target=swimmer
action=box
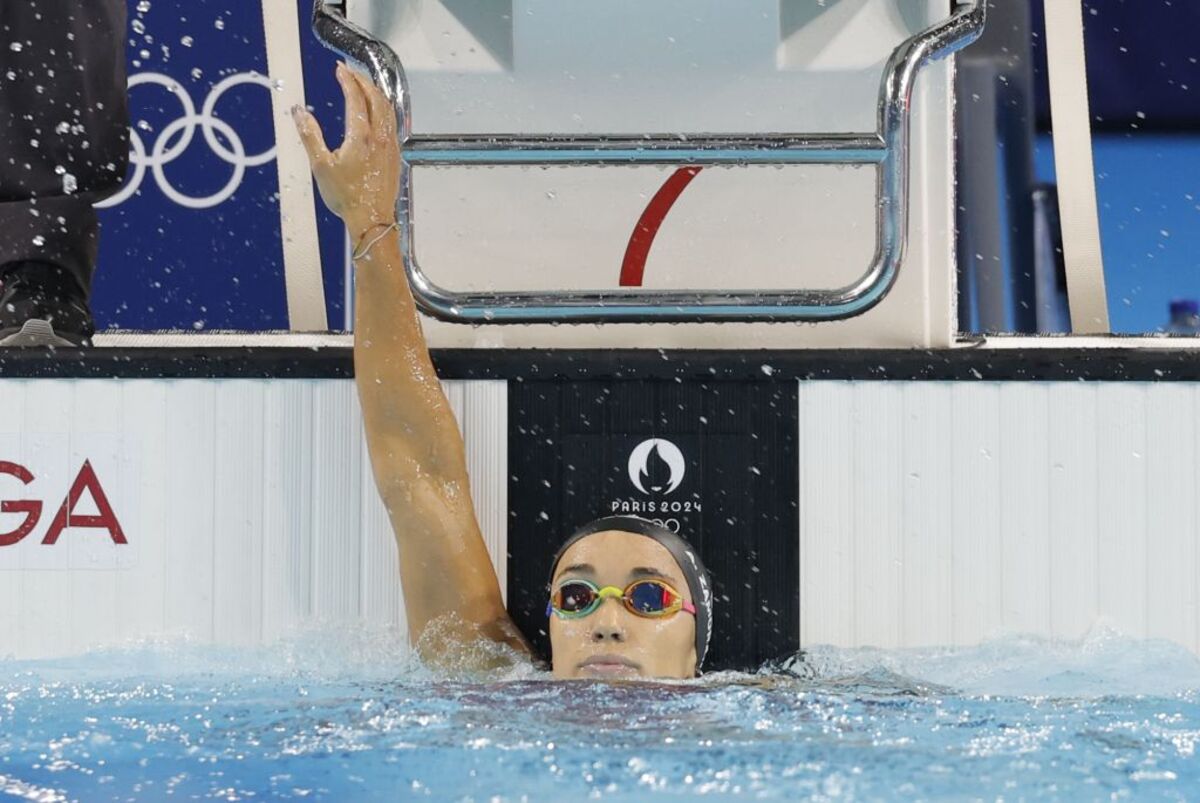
[292,64,712,680]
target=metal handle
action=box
[314,1,985,324]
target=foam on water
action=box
[791,623,1200,699]
[2,626,1199,801]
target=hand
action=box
[292,62,400,238]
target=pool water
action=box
[2,627,1198,801]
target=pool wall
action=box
[0,371,504,659]
[3,343,1198,663]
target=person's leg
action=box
[0,0,128,345]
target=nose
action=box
[590,598,627,643]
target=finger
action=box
[338,62,371,141]
[352,70,397,137]
[291,105,330,164]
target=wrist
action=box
[346,212,397,242]
[351,220,401,263]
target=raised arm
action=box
[292,64,530,663]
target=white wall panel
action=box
[849,384,904,648]
[901,384,954,646]
[164,381,216,641]
[1095,385,1147,637]
[948,383,1002,644]
[799,383,856,646]
[1145,386,1197,647]
[1046,383,1099,638]
[310,382,363,620]
[0,379,506,660]
[998,384,1051,635]
[212,382,266,646]
[800,381,1200,655]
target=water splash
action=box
[2,626,1199,800]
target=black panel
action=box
[508,380,799,672]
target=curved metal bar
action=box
[402,134,888,166]
[312,0,985,324]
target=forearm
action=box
[349,221,500,617]
[349,219,460,470]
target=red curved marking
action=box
[620,166,704,287]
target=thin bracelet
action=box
[352,221,400,261]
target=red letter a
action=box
[42,460,128,545]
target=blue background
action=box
[92,1,1199,334]
[1029,0,1200,333]
[1034,135,1200,334]
[94,0,345,331]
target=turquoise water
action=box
[2,628,1199,801]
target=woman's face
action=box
[548,530,698,680]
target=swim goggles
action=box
[546,578,697,619]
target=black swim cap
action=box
[547,515,713,670]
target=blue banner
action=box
[1032,0,1200,131]
[94,0,345,331]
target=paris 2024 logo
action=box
[609,438,701,532]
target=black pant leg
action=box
[0,0,129,301]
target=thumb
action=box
[292,105,331,165]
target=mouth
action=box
[578,655,641,677]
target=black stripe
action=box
[2,345,1199,381]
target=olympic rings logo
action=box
[97,72,277,210]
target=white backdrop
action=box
[347,0,957,349]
